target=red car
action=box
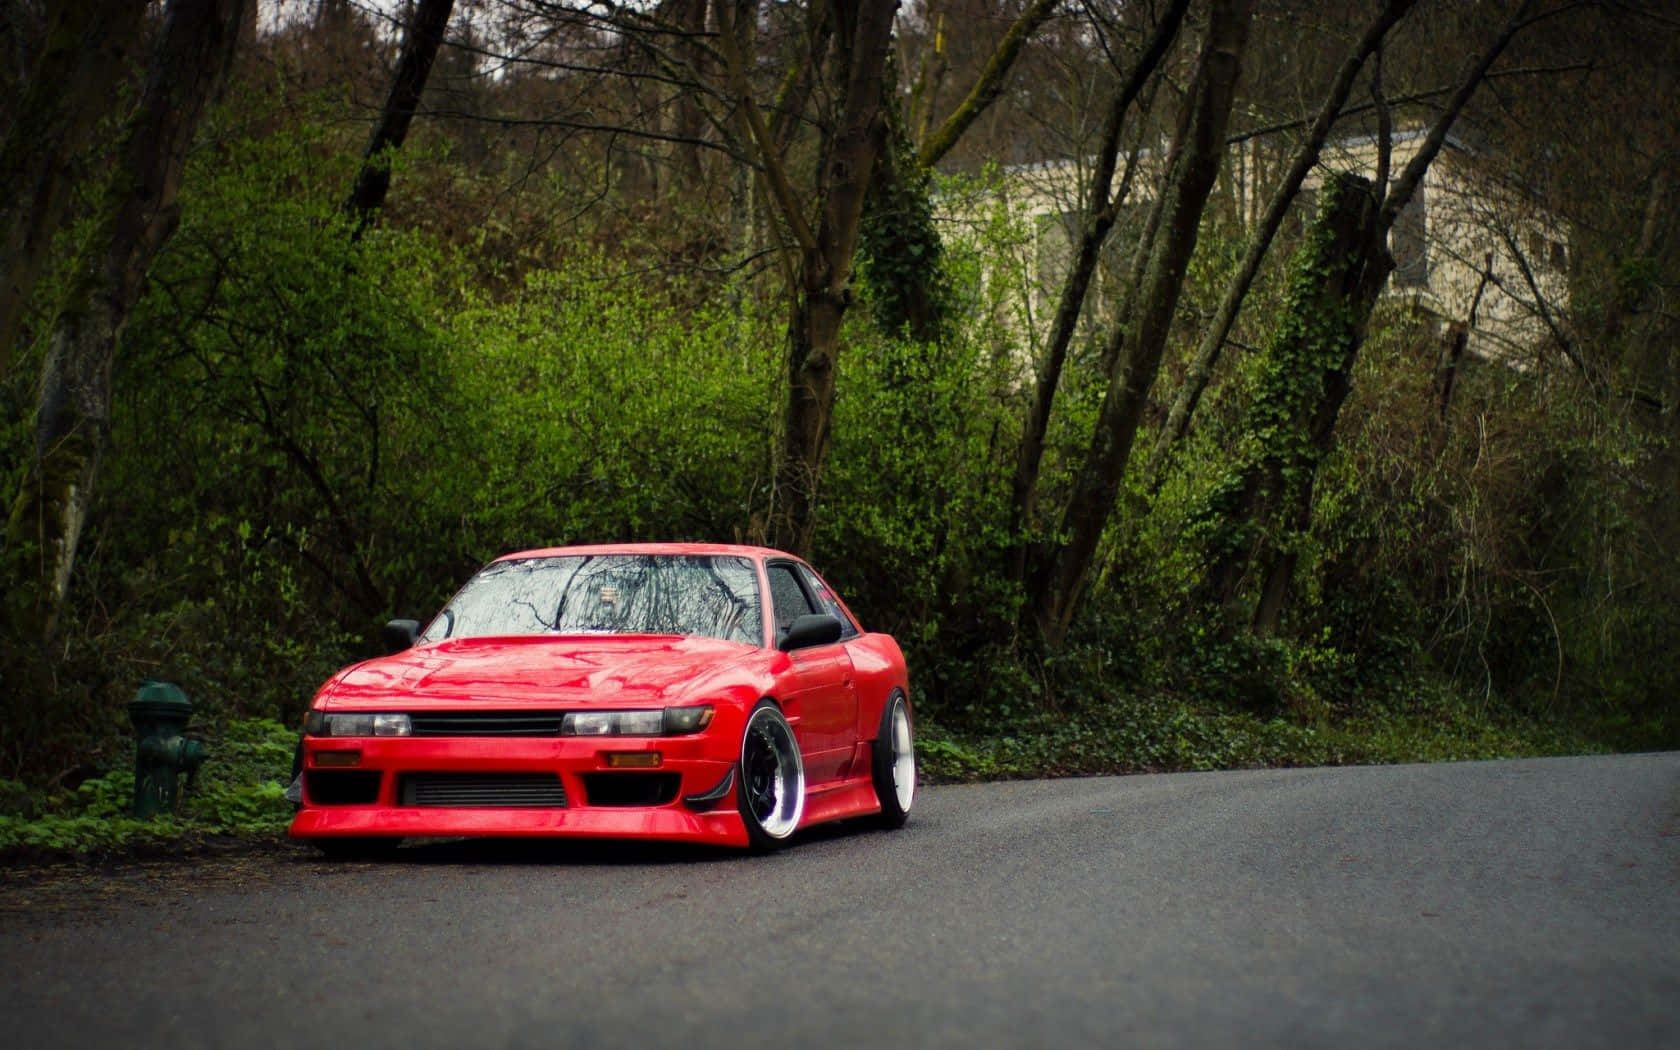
[288,543,915,854]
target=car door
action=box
[765,560,859,784]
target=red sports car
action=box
[288,543,915,854]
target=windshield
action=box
[420,554,762,645]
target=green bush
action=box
[0,718,297,859]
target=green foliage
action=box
[442,260,775,556]
[822,211,1029,713]
[5,35,1676,807]
[0,718,296,859]
[182,718,297,834]
[4,122,785,778]
[857,110,954,341]
[915,674,1600,783]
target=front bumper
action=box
[288,735,750,847]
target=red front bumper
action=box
[288,735,750,847]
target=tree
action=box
[706,0,902,554]
[861,0,1067,342]
[1147,0,1420,484]
[5,0,246,640]
[0,0,149,375]
[911,0,1062,170]
[345,0,457,238]
[1008,0,1190,572]
[1029,0,1255,644]
[1201,0,1540,636]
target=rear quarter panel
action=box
[844,632,909,739]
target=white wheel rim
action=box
[890,699,915,811]
[742,707,805,839]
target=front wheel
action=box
[737,700,806,851]
[870,691,914,829]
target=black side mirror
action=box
[382,619,420,653]
[778,613,843,651]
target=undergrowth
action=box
[0,718,296,861]
[915,685,1605,783]
[0,694,1610,863]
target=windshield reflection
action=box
[421,554,763,645]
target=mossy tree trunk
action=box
[1228,173,1384,636]
[1146,0,1420,487]
[5,0,245,642]
[910,0,1060,172]
[1214,0,1537,636]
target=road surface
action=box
[3,753,1676,1048]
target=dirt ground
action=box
[0,840,319,925]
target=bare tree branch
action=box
[1226,62,1593,145]
[713,0,818,257]
[916,0,1061,170]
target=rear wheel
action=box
[737,700,805,851]
[870,691,914,829]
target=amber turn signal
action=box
[313,749,362,767]
[603,751,663,769]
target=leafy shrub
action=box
[0,718,296,859]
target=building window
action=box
[1390,184,1428,288]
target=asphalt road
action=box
[3,753,1677,1049]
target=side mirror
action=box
[778,613,843,651]
[382,619,420,653]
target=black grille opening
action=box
[398,772,568,808]
[581,773,681,807]
[305,770,382,805]
[409,712,566,737]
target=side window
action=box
[797,565,859,638]
[766,564,817,635]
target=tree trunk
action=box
[1436,254,1492,423]
[670,0,710,189]
[1215,1,1535,637]
[1032,0,1254,644]
[1268,1,1536,628]
[1147,0,1419,486]
[1245,174,1383,636]
[860,114,946,343]
[5,0,245,641]
[776,278,847,555]
[0,0,148,375]
[763,0,899,555]
[1008,0,1189,573]
[345,0,454,238]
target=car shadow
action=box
[290,818,889,867]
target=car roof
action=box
[494,542,797,563]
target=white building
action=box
[960,129,1570,365]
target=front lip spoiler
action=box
[682,767,735,811]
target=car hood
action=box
[316,634,769,709]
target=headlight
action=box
[303,711,412,737]
[561,705,714,736]
[661,705,714,734]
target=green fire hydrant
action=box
[128,680,208,819]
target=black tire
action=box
[312,837,402,860]
[737,700,806,851]
[288,739,304,812]
[870,691,915,829]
